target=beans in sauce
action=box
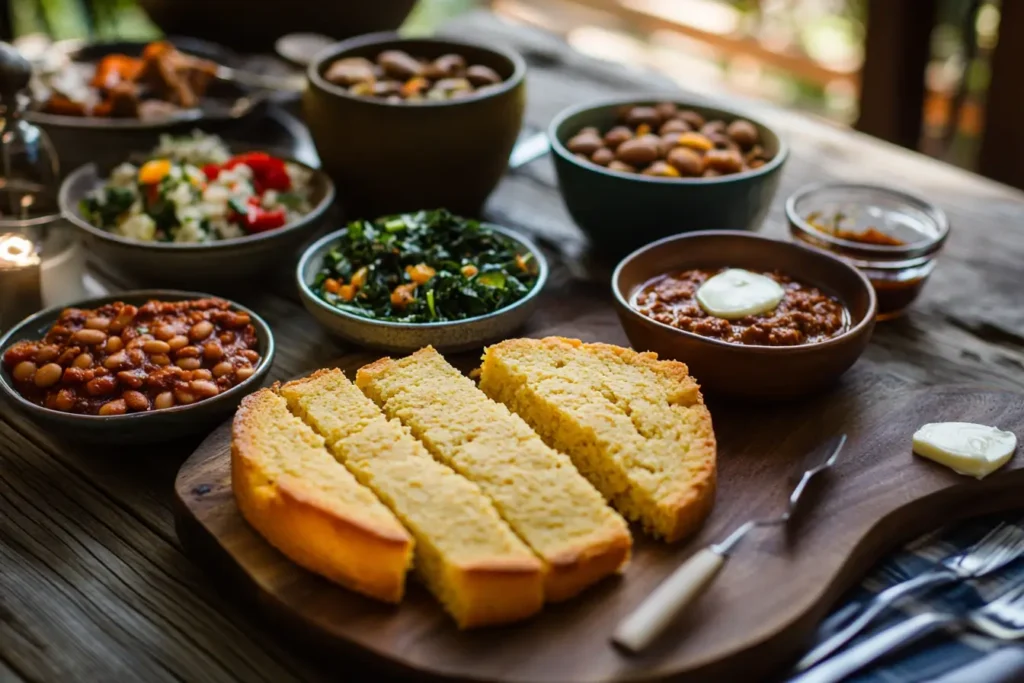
[632,269,849,346]
[2,299,260,415]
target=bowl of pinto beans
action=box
[0,291,275,443]
[59,132,334,291]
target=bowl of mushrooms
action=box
[548,97,788,257]
[304,33,526,217]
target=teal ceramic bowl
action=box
[0,290,275,444]
[296,224,548,353]
[549,97,788,258]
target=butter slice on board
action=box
[696,269,785,320]
[912,422,1018,479]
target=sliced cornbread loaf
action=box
[479,337,716,542]
[279,369,544,628]
[231,387,413,603]
[356,347,632,602]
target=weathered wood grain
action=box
[0,418,327,683]
[2,10,1024,683]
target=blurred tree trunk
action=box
[1,1,10,41]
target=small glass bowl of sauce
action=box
[785,183,949,320]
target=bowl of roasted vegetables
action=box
[296,209,548,352]
[60,132,334,290]
[27,38,267,171]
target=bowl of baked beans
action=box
[549,97,787,257]
[0,291,274,442]
[612,231,876,399]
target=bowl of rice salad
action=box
[60,131,334,289]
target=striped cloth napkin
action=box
[794,513,1024,682]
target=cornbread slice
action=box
[279,369,544,628]
[479,337,716,542]
[231,387,413,603]
[356,347,632,602]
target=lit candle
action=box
[0,232,43,332]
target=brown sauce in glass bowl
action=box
[631,268,849,346]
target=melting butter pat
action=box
[912,422,1017,479]
[696,269,785,320]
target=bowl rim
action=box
[547,95,789,186]
[296,221,549,331]
[58,152,335,252]
[306,31,527,109]
[0,289,275,423]
[784,181,950,258]
[611,230,878,353]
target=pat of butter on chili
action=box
[696,268,785,319]
[912,422,1017,479]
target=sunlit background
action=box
[1,0,1003,171]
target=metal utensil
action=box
[613,434,848,653]
[214,65,305,93]
[793,582,1024,683]
[508,131,550,170]
[796,521,1024,672]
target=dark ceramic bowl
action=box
[549,97,788,258]
[138,0,417,52]
[612,231,876,399]
[0,290,275,443]
[29,38,266,173]
[59,154,334,290]
[303,33,526,218]
[296,224,548,353]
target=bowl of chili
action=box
[612,231,877,399]
[0,290,275,443]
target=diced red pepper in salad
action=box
[221,152,292,193]
[244,207,287,232]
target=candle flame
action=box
[0,233,41,268]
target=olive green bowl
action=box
[549,97,788,258]
[58,156,335,292]
[0,290,275,444]
[303,33,526,218]
[612,231,876,399]
[296,224,548,353]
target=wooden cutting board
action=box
[174,359,1024,683]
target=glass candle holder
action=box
[785,183,949,320]
[0,232,43,331]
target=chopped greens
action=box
[313,210,540,323]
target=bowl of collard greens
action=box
[297,209,548,352]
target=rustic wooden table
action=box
[3,11,1024,683]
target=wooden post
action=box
[978,0,1024,190]
[856,0,938,150]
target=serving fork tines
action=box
[793,581,1024,683]
[612,434,848,653]
[796,520,1024,672]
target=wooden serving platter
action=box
[174,356,1024,683]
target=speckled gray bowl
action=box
[296,224,548,353]
[0,290,275,444]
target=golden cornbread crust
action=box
[356,348,633,602]
[480,337,717,543]
[279,368,545,628]
[231,388,413,603]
